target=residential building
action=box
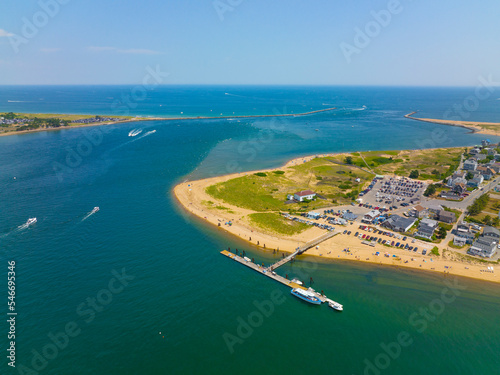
[463,159,478,171]
[440,191,461,200]
[468,226,499,258]
[477,166,495,180]
[381,215,416,232]
[410,205,428,218]
[416,219,439,240]
[474,154,487,161]
[487,148,497,156]
[453,236,467,247]
[453,183,467,195]
[293,190,316,202]
[469,148,480,156]
[438,210,456,223]
[467,175,484,187]
[427,204,444,216]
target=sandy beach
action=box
[405,113,500,136]
[173,153,499,284]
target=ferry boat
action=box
[328,301,343,312]
[290,288,321,305]
[128,129,142,137]
[26,218,37,226]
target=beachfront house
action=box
[362,210,380,224]
[293,190,316,202]
[469,148,481,156]
[415,219,439,240]
[454,223,475,244]
[438,210,456,224]
[382,215,416,233]
[453,236,467,247]
[468,226,500,258]
[463,159,478,171]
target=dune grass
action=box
[248,213,310,235]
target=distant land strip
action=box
[405,111,500,136]
[0,107,337,137]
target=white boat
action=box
[26,218,37,226]
[328,300,343,311]
[128,129,142,137]
[291,288,321,305]
[91,207,99,214]
[291,278,303,285]
[243,256,251,262]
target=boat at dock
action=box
[328,300,343,311]
[291,288,322,305]
[291,278,303,285]
[26,218,37,226]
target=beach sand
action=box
[173,154,499,284]
[405,114,500,137]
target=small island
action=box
[175,145,500,283]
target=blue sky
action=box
[0,0,499,85]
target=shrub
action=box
[254,172,267,177]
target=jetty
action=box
[220,249,328,303]
[220,230,342,307]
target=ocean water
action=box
[0,86,499,375]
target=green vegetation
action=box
[467,193,490,216]
[247,213,309,235]
[430,246,440,256]
[423,184,437,197]
[409,170,419,179]
[436,226,447,239]
[205,147,468,213]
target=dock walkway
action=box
[268,230,338,271]
[220,250,328,303]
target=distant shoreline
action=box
[405,112,500,136]
[0,107,336,137]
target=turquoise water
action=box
[1,86,500,374]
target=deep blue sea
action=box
[0,86,499,375]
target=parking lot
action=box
[360,176,427,208]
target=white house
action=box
[463,159,478,171]
[362,210,380,224]
[293,190,316,202]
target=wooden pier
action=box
[268,231,339,271]
[220,250,328,302]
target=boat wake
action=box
[81,207,99,222]
[7,100,28,103]
[128,129,143,137]
[1,218,37,238]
